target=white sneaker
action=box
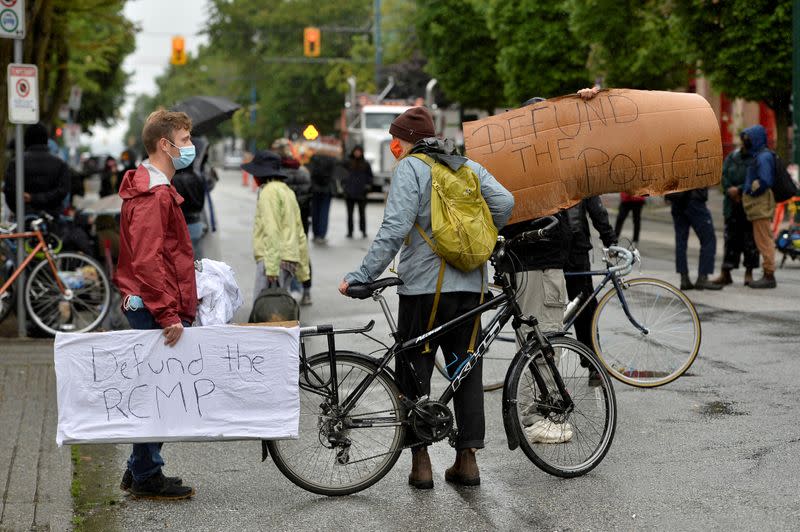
[520,404,539,427]
[525,419,574,444]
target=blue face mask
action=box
[165,139,196,170]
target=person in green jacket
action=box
[711,143,759,286]
[244,150,310,300]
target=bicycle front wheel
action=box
[25,252,111,335]
[267,353,406,496]
[592,277,701,387]
[508,336,617,477]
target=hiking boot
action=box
[749,272,777,289]
[744,268,754,286]
[445,448,480,486]
[694,275,723,290]
[680,274,694,291]
[525,419,574,444]
[710,269,732,287]
[129,471,194,500]
[300,292,312,306]
[120,469,182,492]
[408,447,433,489]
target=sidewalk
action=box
[0,321,73,531]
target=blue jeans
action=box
[671,199,717,276]
[311,192,331,239]
[123,307,191,482]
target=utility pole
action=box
[793,0,800,164]
[374,0,382,89]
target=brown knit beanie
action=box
[389,107,436,144]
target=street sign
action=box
[302,124,319,140]
[7,63,38,124]
[0,0,25,39]
[68,85,82,111]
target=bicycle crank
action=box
[405,398,454,444]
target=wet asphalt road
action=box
[104,172,800,531]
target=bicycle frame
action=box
[297,279,574,442]
[562,267,649,335]
[0,229,67,297]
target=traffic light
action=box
[171,36,187,65]
[304,27,321,57]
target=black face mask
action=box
[741,135,752,151]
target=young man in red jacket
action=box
[114,109,197,500]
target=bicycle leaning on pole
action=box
[0,214,110,335]
[264,218,617,496]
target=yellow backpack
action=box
[411,153,497,272]
[410,153,498,353]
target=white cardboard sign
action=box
[7,63,38,124]
[54,325,300,445]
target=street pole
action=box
[793,0,800,164]
[374,0,382,89]
[13,37,26,337]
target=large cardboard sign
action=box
[464,89,723,224]
[55,325,299,445]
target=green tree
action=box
[416,0,505,113]
[565,0,690,90]
[0,0,134,170]
[486,0,590,104]
[674,0,792,158]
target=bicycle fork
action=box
[502,324,575,451]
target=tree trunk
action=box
[773,101,790,162]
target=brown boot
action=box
[710,268,733,287]
[749,272,776,289]
[408,447,433,489]
[444,448,480,486]
[744,268,754,286]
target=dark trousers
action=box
[345,197,367,236]
[671,200,717,275]
[564,254,598,351]
[396,292,484,449]
[311,192,331,239]
[721,204,759,271]
[615,202,643,243]
[123,308,191,483]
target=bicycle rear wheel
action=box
[508,336,616,477]
[267,353,406,496]
[25,252,110,335]
[592,277,701,387]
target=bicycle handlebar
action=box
[604,246,638,277]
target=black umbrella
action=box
[171,96,241,135]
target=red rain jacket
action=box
[114,164,197,327]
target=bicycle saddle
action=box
[346,277,404,299]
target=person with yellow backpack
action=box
[339,107,514,490]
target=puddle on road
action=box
[696,400,749,418]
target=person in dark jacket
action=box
[343,145,372,238]
[740,125,777,288]
[711,142,759,286]
[99,156,118,198]
[171,165,206,259]
[3,123,71,222]
[666,188,722,291]
[308,151,337,243]
[564,197,619,352]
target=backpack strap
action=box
[421,257,446,354]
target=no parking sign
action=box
[7,63,38,124]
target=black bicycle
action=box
[264,221,617,496]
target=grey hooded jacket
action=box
[344,139,515,295]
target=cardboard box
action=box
[464,89,723,224]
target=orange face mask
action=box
[390,138,404,159]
